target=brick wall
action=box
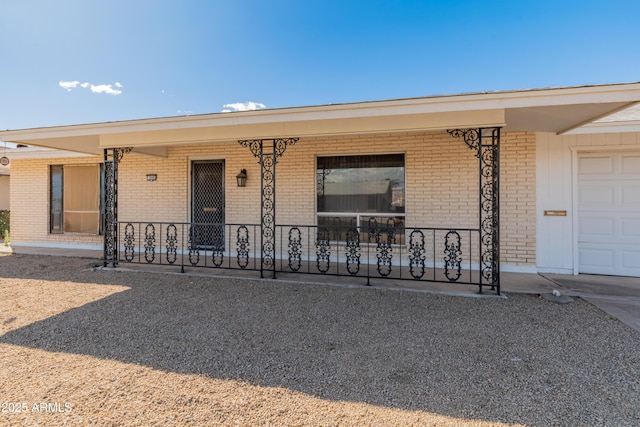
[500,132,537,266]
[10,130,536,268]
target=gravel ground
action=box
[0,253,639,426]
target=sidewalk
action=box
[540,273,640,333]
[5,244,640,333]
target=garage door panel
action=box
[579,246,616,275]
[580,216,640,243]
[579,217,614,239]
[579,246,640,276]
[579,185,615,206]
[621,155,640,174]
[621,219,640,239]
[579,247,614,268]
[578,156,613,174]
[621,185,640,206]
[621,251,640,276]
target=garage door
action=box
[578,152,640,277]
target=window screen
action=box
[63,165,100,234]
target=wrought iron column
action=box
[103,147,132,267]
[448,128,501,294]
[238,138,298,278]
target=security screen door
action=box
[191,161,225,249]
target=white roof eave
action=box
[1,82,640,154]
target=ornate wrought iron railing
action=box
[115,221,499,294]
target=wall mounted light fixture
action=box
[236,169,247,187]
[0,140,9,166]
[146,173,157,182]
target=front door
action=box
[191,161,225,249]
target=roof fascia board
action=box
[2,83,640,142]
[6,146,167,158]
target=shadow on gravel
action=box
[1,254,640,426]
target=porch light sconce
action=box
[146,173,157,182]
[236,169,247,187]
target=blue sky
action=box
[1,0,639,130]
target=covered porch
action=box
[102,126,500,293]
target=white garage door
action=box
[578,152,640,277]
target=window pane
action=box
[64,212,100,234]
[318,154,404,169]
[50,165,63,233]
[361,215,405,244]
[316,215,406,244]
[317,154,405,214]
[63,165,100,234]
[317,216,357,241]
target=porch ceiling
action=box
[2,82,640,155]
[503,101,637,133]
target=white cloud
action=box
[59,80,123,95]
[90,84,122,95]
[221,101,266,112]
[59,80,81,91]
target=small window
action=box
[317,154,405,242]
[50,165,63,233]
[50,164,101,234]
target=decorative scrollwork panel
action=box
[346,228,360,275]
[166,224,178,264]
[376,227,394,278]
[188,226,200,266]
[144,224,156,263]
[288,227,302,272]
[444,231,462,282]
[212,248,224,267]
[316,227,331,274]
[447,129,480,156]
[124,223,135,262]
[409,230,426,280]
[236,225,250,269]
